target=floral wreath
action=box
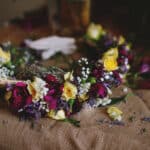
[0,23,132,126]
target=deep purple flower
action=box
[92,66,104,79]
[19,101,43,120]
[90,83,107,98]
[87,98,97,107]
[10,82,32,111]
[119,49,128,57]
[117,57,125,65]
[56,99,71,116]
[112,71,122,86]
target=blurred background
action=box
[0,0,150,47]
[0,0,149,88]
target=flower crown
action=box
[0,23,132,126]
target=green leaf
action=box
[108,95,127,106]
[88,77,96,84]
[63,118,80,127]
[68,99,75,112]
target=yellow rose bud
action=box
[86,23,104,40]
[64,71,74,81]
[48,110,66,120]
[103,56,118,71]
[78,93,89,102]
[0,47,11,64]
[107,106,123,121]
[118,36,126,45]
[62,81,77,101]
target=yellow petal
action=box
[103,56,118,71]
[103,48,118,59]
[0,47,11,64]
[78,93,89,102]
[48,110,66,120]
[64,71,74,81]
[87,23,103,40]
[27,83,37,100]
[118,36,126,45]
[62,81,77,101]
[107,106,123,115]
[107,106,123,121]
[4,91,12,102]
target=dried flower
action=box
[86,23,104,40]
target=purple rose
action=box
[10,82,32,111]
[90,83,107,98]
[92,66,104,79]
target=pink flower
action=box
[90,83,107,98]
[44,94,57,110]
[43,74,64,110]
[10,82,32,111]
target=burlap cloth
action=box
[0,86,150,150]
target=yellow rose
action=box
[103,48,118,59]
[107,106,123,121]
[0,47,11,64]
[86,23,105,40]
[103,56,118,71]
[48,110,66,120]
[62,81,77,101]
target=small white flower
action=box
[78,82,91,95]
[107,87,112,95]
[126,65,130,70]
[105,75,110,80]
[100,78,104,82]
